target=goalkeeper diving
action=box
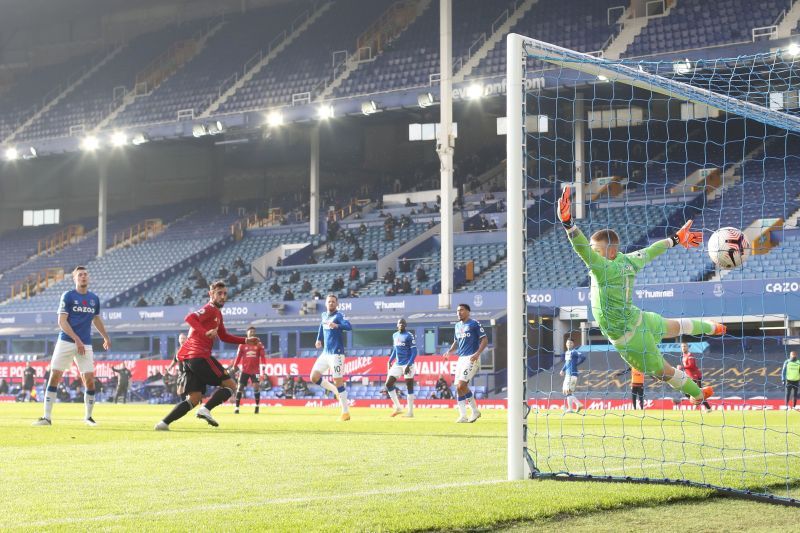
[558,186,724,405]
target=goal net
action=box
[505,34,800,505]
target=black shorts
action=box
[787,380,799,391]
[631,385,644,395]
[238,373,260,387]
[182,357,230,394]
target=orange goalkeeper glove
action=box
[558,185,573,228]
[671,220,702,249]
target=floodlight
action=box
[208,120,225,135]
[417,92,435,108]
[266,111,284,127]
[110,131,128,147]
[787,43,800,57]
[192,124,207,138]
[81,136,99,151]
[131,133,149,146]
[466,83,484,99]
[317,105,334,120]
[361,100,378,115]
[4,147,19,161]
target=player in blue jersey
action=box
[443,303,488,423]
[385,318,417,418]
[560,339,586,413]
[33,266,110,426]
[310,294,353,421]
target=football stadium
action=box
[1,0,799,530]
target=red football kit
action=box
[681,352,702,380]
[233,342,266,375]
[177,302,246,360]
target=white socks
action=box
[667,368,689,391]
[467,396,479,414]
[84,391,95,419]
[44,389,56,419]
[337,387,349,413]
[388,389,401,409]
[406,393,415,414]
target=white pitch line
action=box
[12,478,509,528]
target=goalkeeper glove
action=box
[670,220,702,249]
[558,185,573,229]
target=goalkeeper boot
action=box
[690,386,714,406]
[154,421,170,431]
[339,412,351,422]
[390,407,404,417]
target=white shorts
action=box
[454,357,479,384]
[387,362,415,379]
[51,340,95,373]
[311,353,345,379]
[562,375,578,395]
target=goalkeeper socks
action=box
[204,387,233,410]
[387,386,401,409]
[678,318,716,335]
[337,386,349,413]
[457,396,468,418]
[163,400,194,424]
[235,391,243,408]
[407,393,415,414]
[667,368,702,399]
[254,392,260,406]
[84,390,95,419]
[44,386,57,419]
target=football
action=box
[708,227,749,269]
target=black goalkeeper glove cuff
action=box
[668,233,680,247]
[562,218,574,230]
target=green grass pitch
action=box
[1,403,798,531]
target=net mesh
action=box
[519,42,800,504]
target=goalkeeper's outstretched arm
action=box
[625,220,703,271]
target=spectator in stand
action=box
[359,222,367,234]
[269,280,281,295]
[331,276,345,291]
[261,376,273,393]
[349,265,360,281]
[136,296,148,307]
[295,377,310,397]
[480,215,490,231]
[289,270,300,283]
[384,267,396,284]
[164,295,175,306]
[368,249,379,261]
[339,252,350,262]
[488,219,498,231]
[307,255,318,265]
[421,202,431,214]
[195,275,208,289]
[218,265,229,279]
[435,376,453,399]
[399,257,411,273]
[282,376,295,399]
[233,256,245,270]
[181,286,193,299]
[276,257,283,267]
[385,284,397,296]
[401,277,412,294]
[312,290,323,300]
[301,279,312,293]
[385,226,395,242]
[283,288,295,301]
[189,267,202,281]
[227,272,238,286]
[405,197,417,207]
[353,245,364,261]
[325,244,335,259]
[0,378,8,394]
[416,266,428,283]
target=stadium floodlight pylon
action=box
[506,33,800,505]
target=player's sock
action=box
[204,387,233,411]
[457,395,468,418]
[235,391,242,408]
[163,399,194,424]
[387,386,401,409]
[407,393,415,414]
[84,390,95,419]
[666,368,702,399]
[571,395,583,409]
[678,318,717,336]
[337,386,349,413]
[631,394,637,409]
[314,377,339,396]
[43,386,57,419]
[465,391,479,413]
[565,396,573,411]
[254,392,260,407]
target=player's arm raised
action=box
[626,221,702,271]
[558,186,606,271]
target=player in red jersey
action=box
[154,281,248,430]
[230,326,267,414]
[677,342,712,412]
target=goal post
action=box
[505,33,800,505]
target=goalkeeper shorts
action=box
[610,311,669,376]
